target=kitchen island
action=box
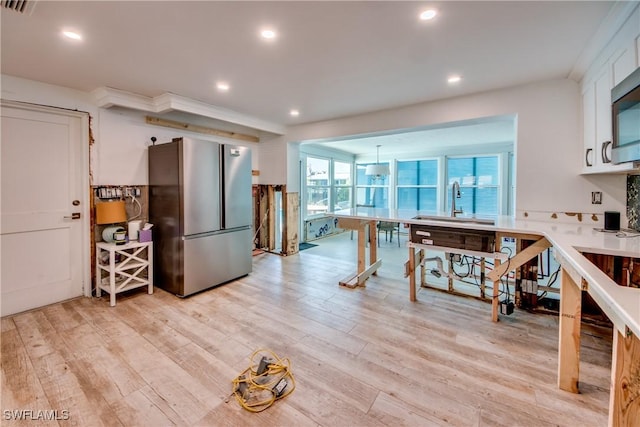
[330,207,639,426]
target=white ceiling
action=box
[1,0,616,131]
[304,115,517,156]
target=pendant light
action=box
[365,145,390,178]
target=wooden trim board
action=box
[145,116,259,143]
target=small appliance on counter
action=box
[102,226,127,244]
[612,67,640,164]
[128,220,143,240]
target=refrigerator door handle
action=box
[220,145,226,230]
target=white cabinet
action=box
[581,5,640,175]
[96,241,153,306]
[612,42,637,86]
[594,68,613,166]
[583,84,596,169]
[582,65,623,172]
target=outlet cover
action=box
[592,191,602,204]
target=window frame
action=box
[395,157,440,212]
[355,162,391,208]
[303,155,354,220]
[444,154,503,216]
[332,160,353,212]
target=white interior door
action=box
[1,101,89,316]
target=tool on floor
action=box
[228,348,296,412]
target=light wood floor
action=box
[2,244,612,426]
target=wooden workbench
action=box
[330,207,640,425]
[335,217,382,288]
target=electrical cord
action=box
[253,209,270,245]
[546,265,561,288]
[615,229,640,238]
[537,264,561,302]
[499,247,513,301]
[229,348,296,413]
[450,253,471,279]
[127,194,142,221]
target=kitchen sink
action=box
[409,217,497,252]
[412,215,495,226]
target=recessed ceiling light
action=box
[260,29,277,40]
[62,30,82,41]
[290,109,300,117]
[419,9,438,21]
[447,75,462,84]
[216,82,230,92]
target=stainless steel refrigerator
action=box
[148,137,252,296]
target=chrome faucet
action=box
[450,181,463,217]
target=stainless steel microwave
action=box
[612,67,640,164]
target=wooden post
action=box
[258,186,269,249]
[558,268,582,393]
[369,220,377,275]
[409,246,416,302]
[283,191,299,255]
[267,186,276,251]
[609,329,640,426]
[357,221,366,276]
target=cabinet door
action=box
[595,68,613,166]
[612,43,637,86]
[582,85,596,169]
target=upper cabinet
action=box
[581,5,640,175]
[612,40,637,86]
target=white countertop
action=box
[331,208,640,337]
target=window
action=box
[355,163,389,207]
[304,156,353,218]
[306,157,330,216]
[333,161,353,211]
[446,156,499,215]
[396,159,438,212]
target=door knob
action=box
[64,213,81,219]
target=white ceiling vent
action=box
[1,0,36,15]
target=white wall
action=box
[280,78,627,219]
[1,75,261,186]
[2,74,628,221]
[1,75,96,112]
[98,108,265,185]
[95,108,261,185]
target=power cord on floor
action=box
[227,348,296,412]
